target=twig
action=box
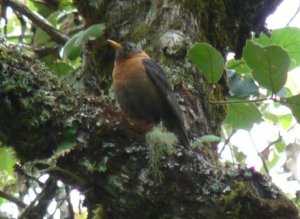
[6,34,33,39]
[0,190,27,208]
[19,177,57,219]
[249,133,270,176]
[14,10,27,43]
[218,129,237,158]
[45,166,87,187]
[65,186,75,219]
[1,0,9,35]
[4,0,69,44]
[14,163,45,187]
[264,135,283,152]
[68,24,85,35]
[209,98,268,104]
[286,2,300,26]
[34,46,59,58]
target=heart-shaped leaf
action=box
[254,27,300,70]
[63,23,105,60]
[227,58,252,75]
[188,43,225,83]
[282,94,300,123]
[224,103,262,130]
[243,40,290,94]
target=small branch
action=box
[4,0,69,44]
[45,166,87,187]
[66,186,75,219]
[218,129,237,158]
[249,133,270,176]
[14,10,27,43]
[286,2,300,26]
[264,135,283,152]
[68,24,85,35]
[1,0,9,35]
[0,190,27,208]
[14,163,45,187]
[209,98,268,104]
[6,34,33,39]
[34,46,59,58]
[19,177,57,219]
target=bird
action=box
[107,39,189,147]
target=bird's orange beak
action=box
[107,39,123,50]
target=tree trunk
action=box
[0,0,299,218]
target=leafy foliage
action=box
[63,23,105,60]
[189,27,300,195]
[224,103,262,130]
[1,1,106,215]
[0,147,16,204]
[254,27,300,70]
[188,43,225,83]
[243,40,290,93]
[227,58,252,75]
[282,94,300,123]
[2,0,300,215]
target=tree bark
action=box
[0,0,299,218]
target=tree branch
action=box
[19,177,57,219]
[0,190,27,208]
[0,22,299,218]
[4,0,69,44]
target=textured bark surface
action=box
[1,0,299,218]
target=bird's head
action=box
[107,40,143,58]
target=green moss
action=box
[0,44,76,161]
[146,123,177,181]
[176,0,207,18]
[92,205,104,219]
[132,23,153,41]
[220,181,252,218]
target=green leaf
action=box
[267,152,280,170]
[262,107,292,129]
[0,147,15,174]
[226,58,252,74]
[63,23,105,60]
[254,27,300,70]
[277,87,293,98]
[275,141,286,153]
[262,111,279,124]
[82,24,105,41]
[243,40,290,93]
[278,114,292,130]
[59,0,74,9]
[51,61,74,77]
[33,11,62,47]
[33,29,52,47]
[227,70,259,99]
[62,126,78,142]
[224,103,262,130]
[192,135,221,148]
[97,161,108,172]
[282,94,300,123]
[28,0,52,17]
[63,31,84,60]
[232,145,246,164]
[188,43,225,83]
[56,142,76,153]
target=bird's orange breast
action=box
[112,52,150,92]
[112,52,166,121]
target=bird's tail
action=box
[177,125,190,148]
